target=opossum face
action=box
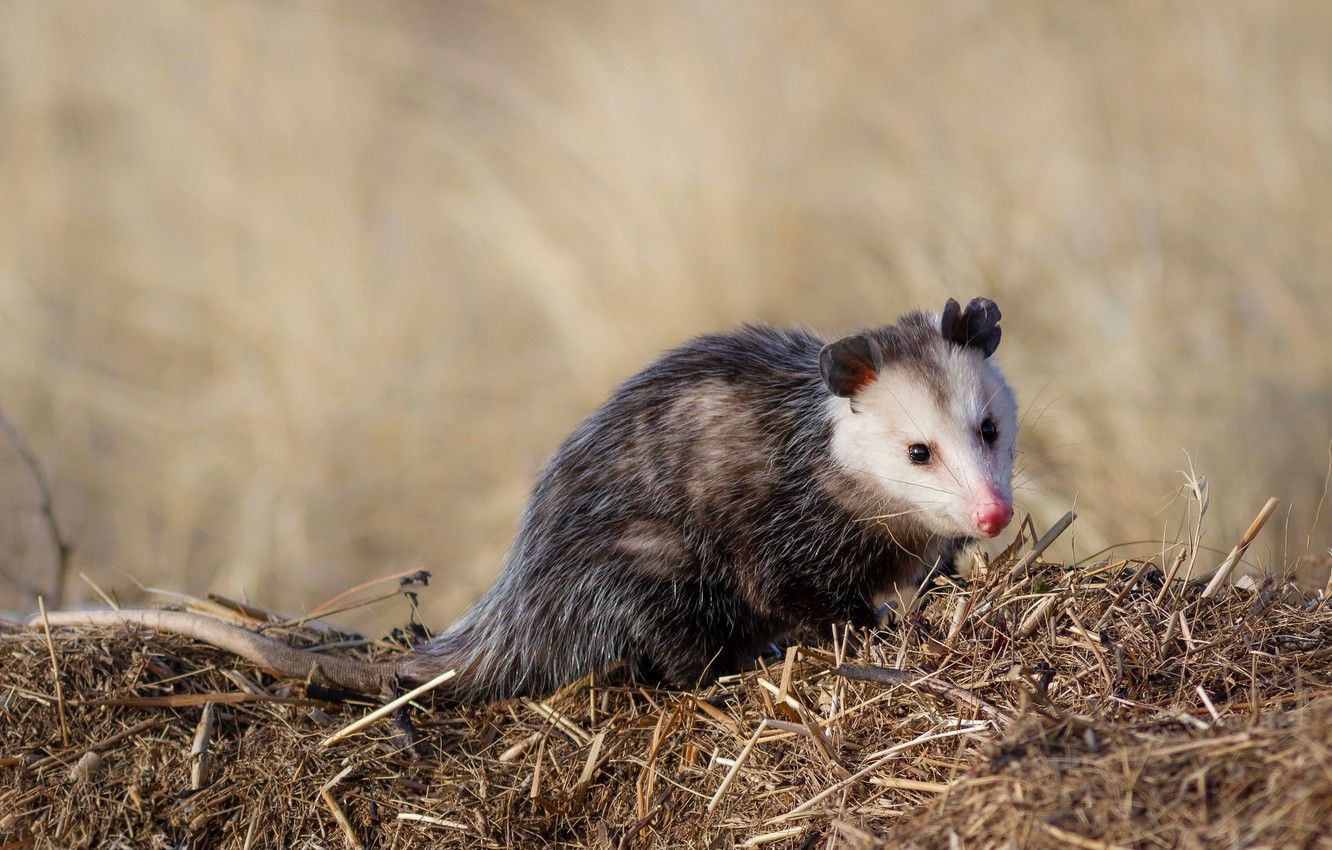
[821,298,1017,540]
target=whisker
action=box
[880,385,930,446]
[1012,470,1049,488]
[845,467,961,497]
[877,385,970,494]
[979,381,1007,420]
[1016,380,1053,431]
[933,448,970,497]
[879,521,933,570]
[856,507,929,522]
[1018,391,1064,435]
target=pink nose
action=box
[973,501,1013,537]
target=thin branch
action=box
[0,409,72,605]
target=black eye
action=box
[980,418,998,445]
[908,443,931,465]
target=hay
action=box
[2,527,1330,849]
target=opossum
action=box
[34,297,1017,701]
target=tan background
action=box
[1,2,1329,634]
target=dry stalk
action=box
[569,729,608,811]
[77,572,119,610]
[1040,822,1133,850]
[304,566,432,620]
[1013,511,1078,577]
[1202,497,1280,598]
[35,597,69,748]
[319,766,363,850]
[1016,594,1061,638]
[1153,548,1189,605]
[707,720,769,812]
[978,511,1077,614]
[740,825,804,846]
[189,702,217,790]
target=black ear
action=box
[940,296,1002,358]
[819,334,881,397]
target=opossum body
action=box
[37,298,1018,701]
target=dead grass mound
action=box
[889,699,1332,850]
[2,521,1330,849]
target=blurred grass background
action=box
[0,1,1329,633]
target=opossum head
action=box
[820,297,1017,540]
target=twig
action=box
[523,698,592,745]
[35,597,69,747]
[529,729,547,800]
[206,593,276,623]
[741,826,805,846]
[776,645,797,703]
[305,566,431,619]
[76,572,119,610]
[1202,497,1279,598]
[707,720,769,812]
[867,776,950,793]
[396,812,471,830]
[0,411,72,605]
[1096,559,1158,630]
[190,702,217,790]
[833,665,1015,727]
[319,766,364,850]
[321,668,455,747]
[830,820,878,845]
[281,587,415,629]
[1016,594,1061,639]
[29,716,170,773]
[569,729,608,811]
[980,511,1078,613]
[1040,823,1132,850]
[1009,666,1095,729]
[617,791,669,850]
[756,678,849,777]
[776,723,987,821]
[90,692,324,709]
[499,731,542,763]
[221,669,270,697]
[1196,685,1222,726]
[1153,549,1189,606]
[945,585,977,648]
[1014,511,1078,577]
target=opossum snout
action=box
[972,496,1013,538]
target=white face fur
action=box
[827,335,1018,540]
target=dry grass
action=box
[0,2,1329,632]
[2,520,1330,848]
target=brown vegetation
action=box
[3,518,1330,848]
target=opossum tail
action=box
[29,608,438,697]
